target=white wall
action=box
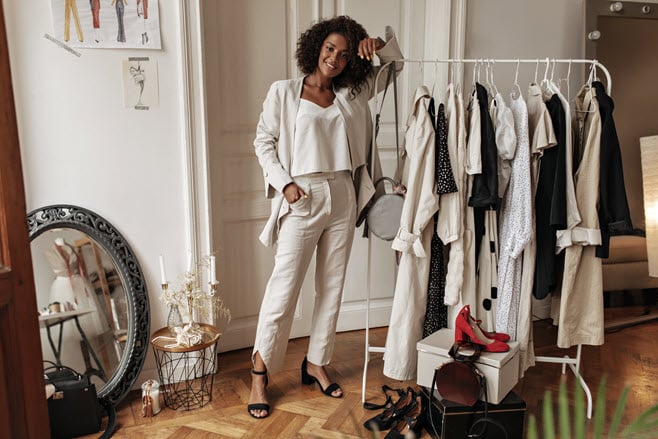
[464,0,587,101]
[3,1,189,383]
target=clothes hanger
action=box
[489,59,500,98]
[430,58,440,100]
[574,61,597,114]
[483,59,490,95]
[511,59,522,100]
[456,62,464,98]
[585,60,597,109]
[558,59,572,101]
[482,59,490,93]
[548,58,561,93]
[451,62,463,98]
[540,57,553,93]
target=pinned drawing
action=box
[50,0,161,49]
[137,0,149,45]
[89,0,101,43]
[64,0,83,42]
[112,0,127,43]
[122,58,158,110]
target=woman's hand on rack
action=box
[358,37,385,61]
[283,182,307,204]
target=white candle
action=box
[187,250,193,273]
[210,256,217,283]
[159,255,167,284]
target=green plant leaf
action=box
[622,404,658,438]
[559,380,571,439]
[528,414,538,439]
[574,378,585,439]
[544,389,556,439]
[593,377,607,439]
[607,386,629,439]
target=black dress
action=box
[533,94,567,299]
[468,83,499,267]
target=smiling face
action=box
[316,32,349,80]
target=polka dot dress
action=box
[436,103,458,195]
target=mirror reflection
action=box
[32,228,129,393]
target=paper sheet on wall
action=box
[122,58,159,110]
[50,0,162,49]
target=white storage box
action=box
[417,328,520,404]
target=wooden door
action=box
[0,4,50,438]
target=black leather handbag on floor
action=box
[45,362,116,438]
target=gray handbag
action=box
[369,177,406,241]
[366,63,406,241]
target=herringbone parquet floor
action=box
[87,305,658,438]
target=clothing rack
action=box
[362,57,611,419]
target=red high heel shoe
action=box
[455,305,509,352]
[464,305,510,342]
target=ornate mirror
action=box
[28,204,149,406]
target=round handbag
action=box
[367,177,405,241]
[433,343,483,406]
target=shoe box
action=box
[420,386,526,439]
[416,328,520,404]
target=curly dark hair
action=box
[296,16,373,96]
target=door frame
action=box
[0,3,50,437]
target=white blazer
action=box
[254,27,403,247]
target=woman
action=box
[249,16,402,419]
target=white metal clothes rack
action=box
[362,57,612,419]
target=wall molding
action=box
[179,1,213,264]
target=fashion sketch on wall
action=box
[50,0,161,49]
[122,57,158,110]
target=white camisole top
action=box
[291,99,351,177]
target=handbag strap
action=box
[371,62,401,182]
[466,372,509,439]
[448,342,482,363]
[391,62,401,182]
[98,397,117,439]
[44,362,85,382]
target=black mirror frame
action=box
[27,204,150,406]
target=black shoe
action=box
[301,356,342,398]
[247,369,270,419]
[384,395,424,438]
[363,387,416,431]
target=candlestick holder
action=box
[159,255,230,336]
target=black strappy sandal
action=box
[363,386,415,431]
[247,369,270,419]
[300,356,342,398]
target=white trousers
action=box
[252,171,356,373]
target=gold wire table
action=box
[150,324,221,411]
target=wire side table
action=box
[150,324,221,411]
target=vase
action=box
[167,304,183,336]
